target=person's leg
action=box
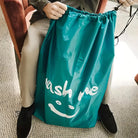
[102,66,113,105]
[19,19,50,108]
[17,18,50,138]
[99,66,117,134]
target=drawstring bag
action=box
[34,6,117,128]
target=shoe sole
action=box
[26,116,34,137]
[99,119,117,135]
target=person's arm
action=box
[29,0,50,12]
[43,2,67,20]
[29,0,67,20]
[118,0,138,7]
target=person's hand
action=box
[43,1,67,20]
[118,0,137,7]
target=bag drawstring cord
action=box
[114,4,138,45]
[114,3,122,11]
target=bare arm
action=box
[118,0,138,7]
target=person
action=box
[17,0,136,137]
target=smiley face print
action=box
[48,100,79,118]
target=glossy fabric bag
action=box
[34,6,117,128]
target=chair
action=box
[96,0,107,13]
[0,0,35,60]
[135,74,138,84]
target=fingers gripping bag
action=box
[34,6,117,128]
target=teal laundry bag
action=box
[34,6,117,128]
